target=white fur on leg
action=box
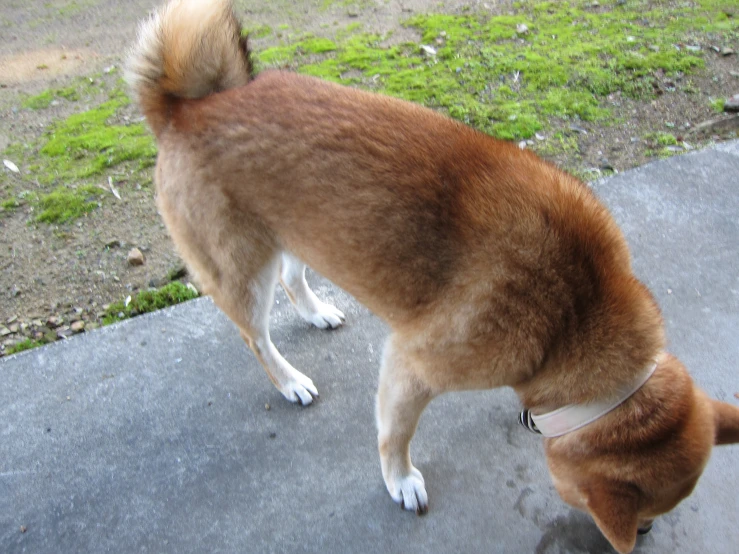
[376,339,434,515]
[280,252,345,329]
[384,465,428,515]
[245,255,319,405]
[252,335,319,405]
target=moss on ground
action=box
[3,77,157,224]
[36,90,156,182]
[102,282,200,326]
[2,0,735,227]
[4,338,47,356]
[258,0,736,140]
[22,84,83,109]
[35,184,105,223]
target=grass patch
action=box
[35,184,105,224]
[22,84,82,110]
[710,97,725,112]
[257,0,736,140]
[5,338,47,355]
[644,132,678,146]
[246,24,273,38]
[1,197,22,211]
[37,90,156,182]
[6,76,157,224]
[102,282,200,326]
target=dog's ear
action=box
[582,480,639,554]
[712,399,739,445]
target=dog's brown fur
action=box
[127,2,739,552]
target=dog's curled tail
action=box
[125,0,252,137]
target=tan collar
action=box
[519,362,658,438]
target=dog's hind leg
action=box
[376,337,436,514]
[208,251,319,406]
[280,252,345,329]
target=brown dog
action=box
[126,1,739,552]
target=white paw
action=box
[304,301,345,330]
[387,467,428,515]
[280,371,319,406]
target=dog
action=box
[125,1,739,552]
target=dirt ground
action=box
[0,0,737,353]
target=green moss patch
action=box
[38,91,156,182]
[257,0,736,140]
[35,184,105,223]
[5,338,47,356]
[102,282,200,326]
[22,84,82,110]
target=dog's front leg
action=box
[376,339,435,514]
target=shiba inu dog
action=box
[126,1,739,551]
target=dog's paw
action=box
[387,467,428,515]
[304,301,345,330]
[280,372,319,406]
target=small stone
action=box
[71,321,85,333]
[569,124,588,134]
[46,316,61,328]
[269,432,277,439]
[721,47,734,56]
[127,248,145,266]
[9,324,19,333]
[20,526,26,534]
[7,315,17,324]
[687,115,739,137]
[420,44,437,57]
[265,403,271,411]
[518,141,527,150]
[3,159,19,173]
[724,94,739,113]
[0,326,11,337]
[516,23,529,35]
[10,285,21,297]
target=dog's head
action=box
[544,353,739,554]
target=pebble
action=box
[46,316,62,328]
[127,248,145,266]
[71,321,85,333]
[724,94,739,113]
[0,326,10,337]
[516,24,529,35]
[420,44,437,57]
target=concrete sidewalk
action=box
[2,142,738,553]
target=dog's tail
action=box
[125,0,253,137]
